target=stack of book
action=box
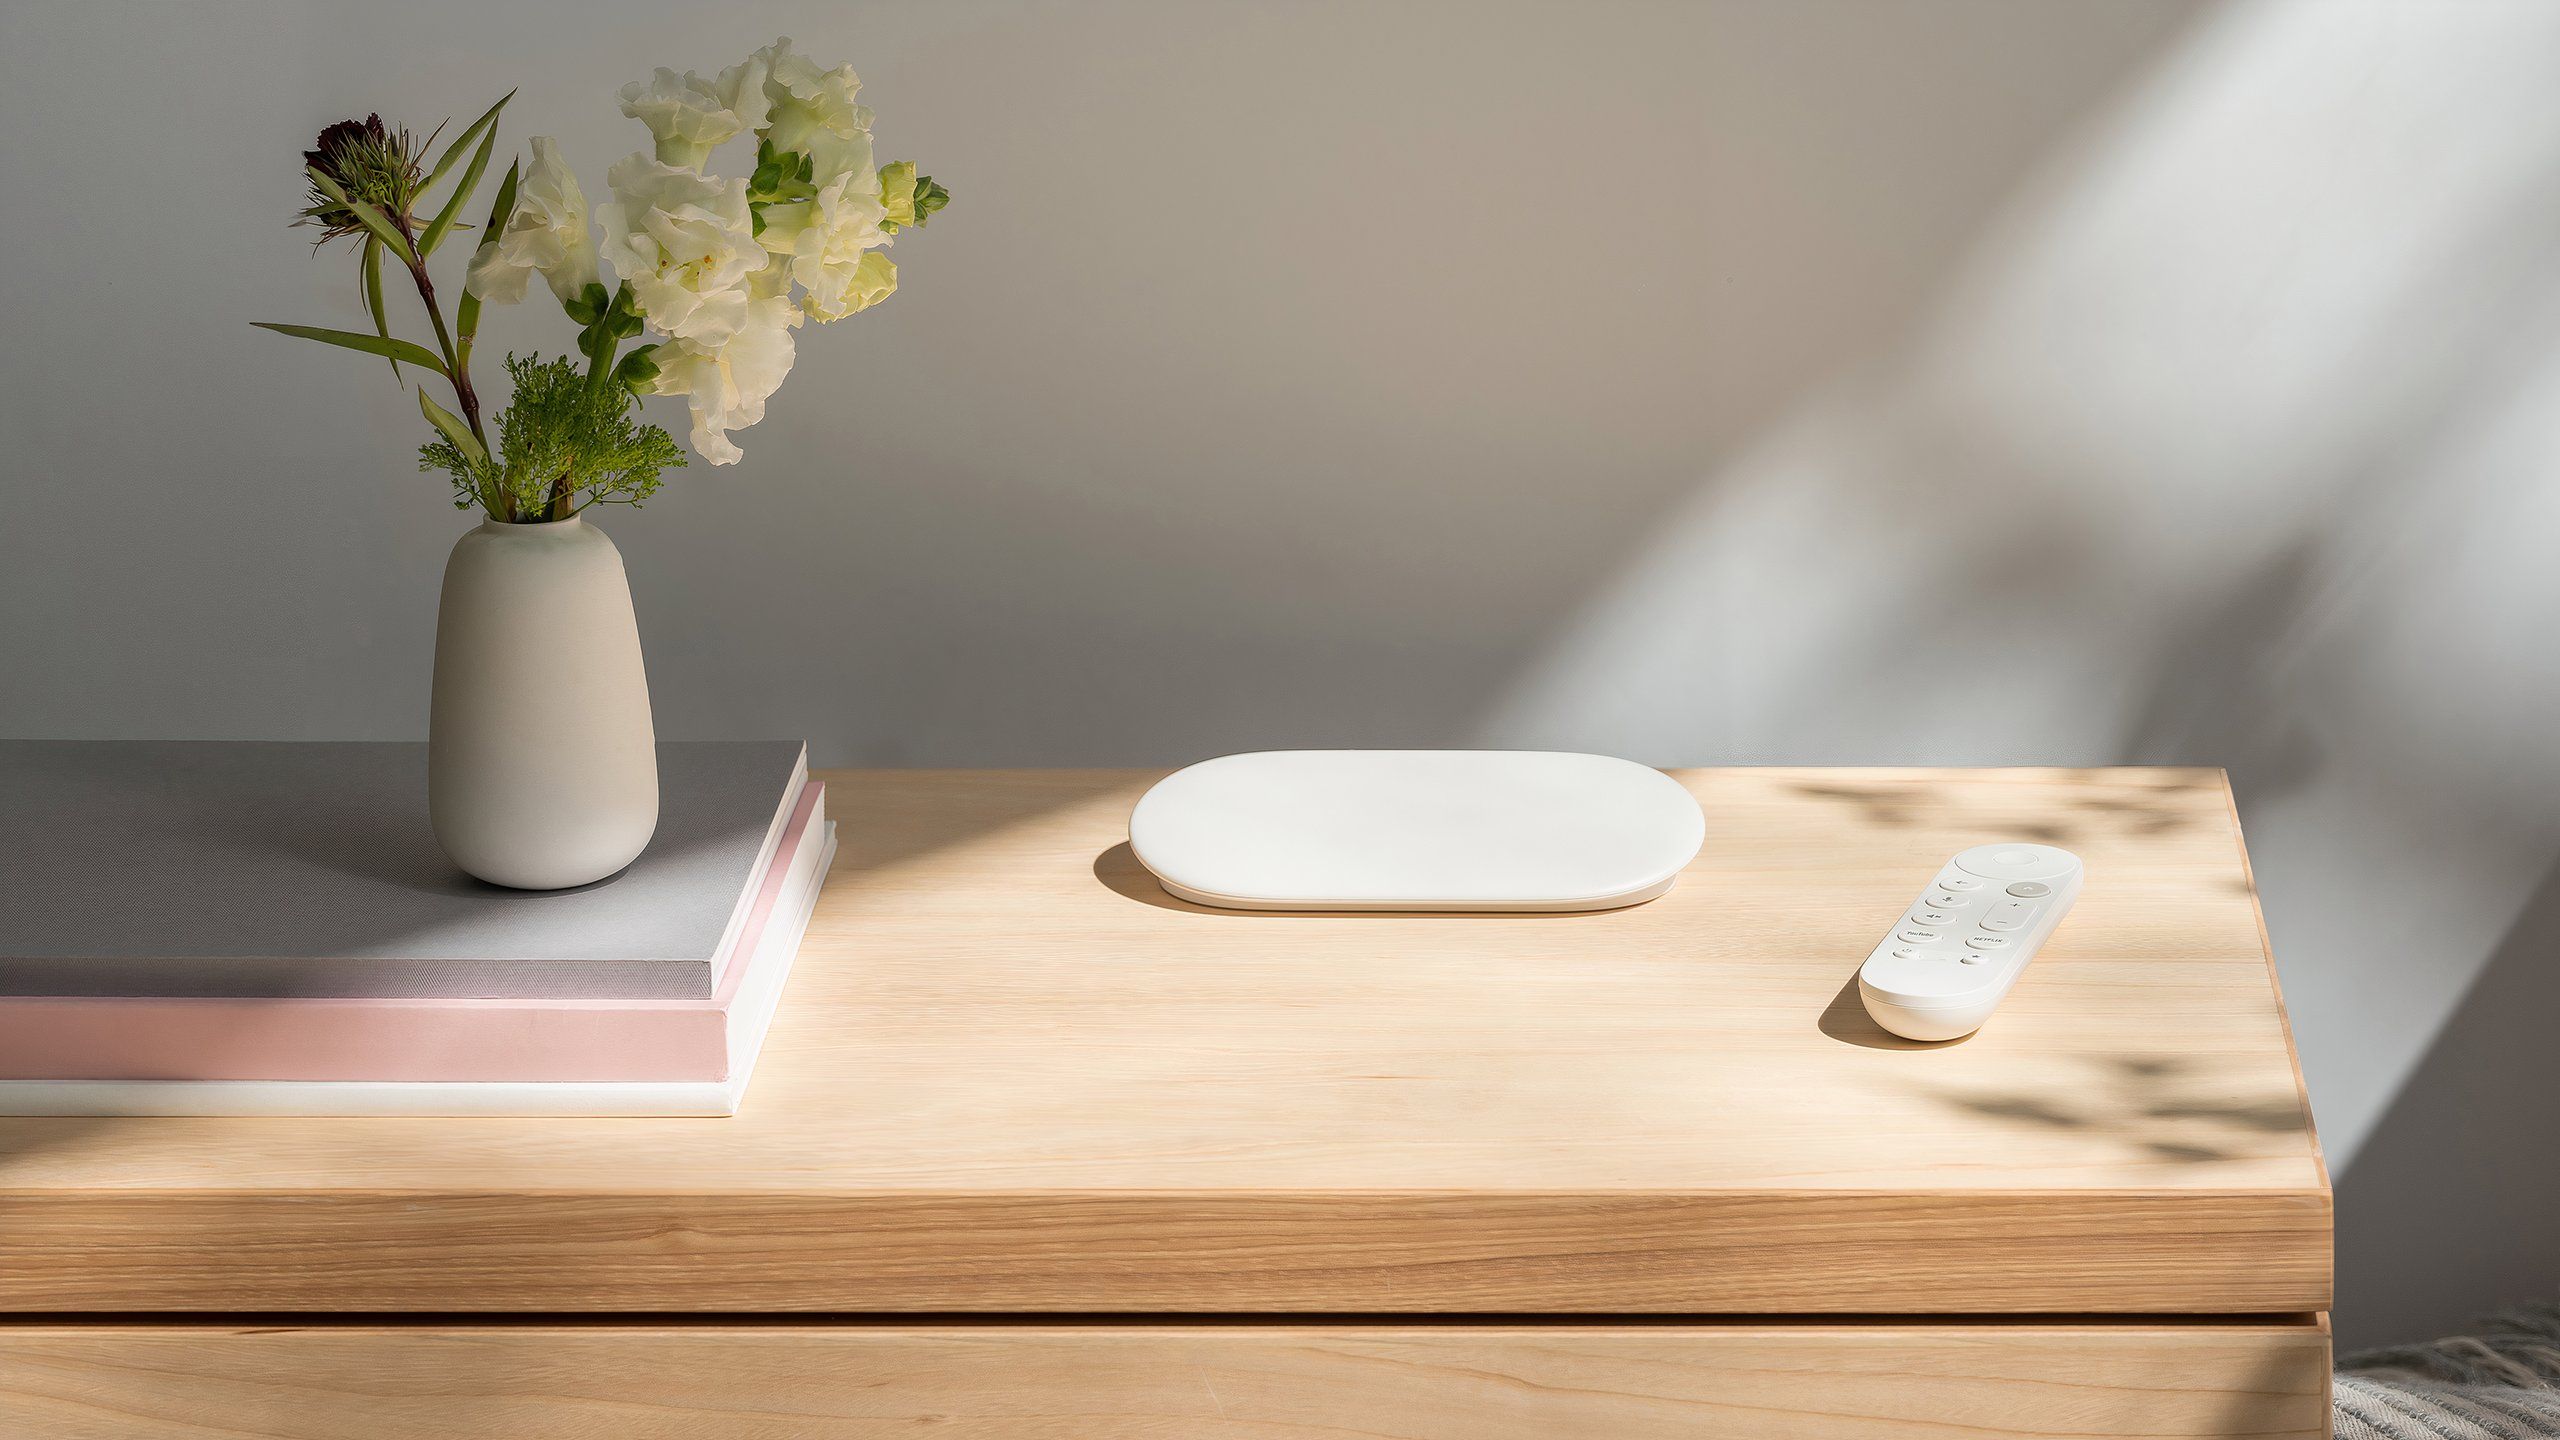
[0,740,832,1116]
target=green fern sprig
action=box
[422,353,686,522]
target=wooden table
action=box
[0,768,2332,1438]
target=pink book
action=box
[0,783,826,1084]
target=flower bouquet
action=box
[257,38,947,888]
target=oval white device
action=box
[1128,750,1705,912]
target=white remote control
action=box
[1858,843,2083,1041]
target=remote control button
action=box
[1926,892,1969,909]
[1967,935,2010,950]
[1890,945,1928,960]
[1912,910,1957,926]
[1959,954,1984,965]
[2006,881,2052,898]
[1896,928,1938,945]
[1938,875,1984,891]
[1953,843,2079,882]
[1981,900,2034,931]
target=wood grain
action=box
[0,768,2329,1313]
[0,1189,2330,1314]
[0,1320,2333,1440]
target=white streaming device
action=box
[1857,843,2082,1042]
[1128,750,1705,912]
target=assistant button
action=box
[2005,881,2052,898]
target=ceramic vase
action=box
[428,516,658,889]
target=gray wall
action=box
[4,0,2556,1348]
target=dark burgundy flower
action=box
[296,113,424,245]
[305,114,390,180]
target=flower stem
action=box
[390,212,496,514]
[409,262,480,439]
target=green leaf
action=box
[604,282,643,339]
[418,114,501,258]
[459,158,521,368]
[482,157,523,244]
[251,321,446,373]
[360,236,400,381]
[911,174,950,226]
[419,388,488,469]
[306,167,416,263]
[563,280,608,328]
[422,90,513,195]
[613,343,662,396]
[457,285,482,369]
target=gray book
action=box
[0,740,808,999]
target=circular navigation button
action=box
[1951,843,2080,882]
[2005,881,2052,898]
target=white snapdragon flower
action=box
[750,37,874,161]
[712,50,773,139]
[754,149,897,322]
[596,153,760,345]
[822,250,897,321]
[618,59,777,171]
[649,268,800,465]
[463,137,598,309]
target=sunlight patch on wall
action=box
[1480,0,2560,1166]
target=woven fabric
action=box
[2337,1305,2560,1439]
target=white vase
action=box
[428,516,658,889]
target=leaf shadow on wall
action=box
[1470,0,2560,1350]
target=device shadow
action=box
[1090,842,1616,921]
[1815,972,1960,1051]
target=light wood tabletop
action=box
[0,767,2328,1315]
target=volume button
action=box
[1980,899,2035,931]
